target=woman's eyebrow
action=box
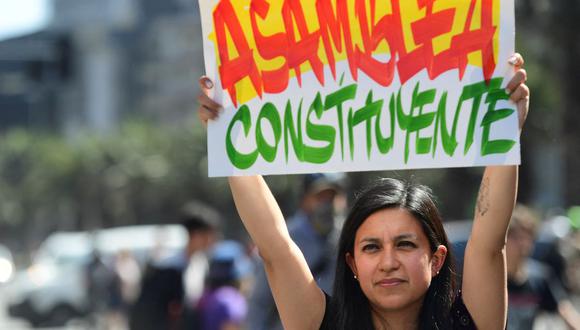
[393,233,418,241]
[359,233,418,244]
[359,237,381,244]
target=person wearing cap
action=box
[129,202,220,330]
[247,173,346,330]
[197,240,253,330]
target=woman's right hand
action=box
[197,76,223,127]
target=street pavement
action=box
[0,288,30,330]
[0,286,88,330]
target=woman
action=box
[197,54,529,329]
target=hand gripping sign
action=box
[199,0,518,177]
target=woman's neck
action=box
[370,302,422,330]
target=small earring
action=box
[353,275,358,280]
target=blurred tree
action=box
[515,0,579,208]
[552,0,580,206]
[0,118,301,254]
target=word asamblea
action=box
[226,78,515,169]
[214,0,497,106]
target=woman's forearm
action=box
[471,165,518,254]
[228,176,293,262]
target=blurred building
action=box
[0,31,70,132]
[0,0,205,137]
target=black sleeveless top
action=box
[319,292,477,329]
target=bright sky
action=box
[0,0,51,41]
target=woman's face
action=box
[346,208,446,314]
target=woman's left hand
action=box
[505,53,530,132]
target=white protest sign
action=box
[199,0,518,177]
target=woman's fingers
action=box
[196,76,222,127]
[197,94,220,128]
[506,68,527,94]
[517,97,530,130]
[508,53,524,69]
[513,84,530,130]
[505,53,530,131]
[200,76,214,90]
[509,83,530,103]
[198,77,222,111]
[197,92,222,113]
[199,104,219,121]
[198,106,218,127]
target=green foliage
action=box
[0,117,478,241]
[0,119,260,237]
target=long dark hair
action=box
[328,178,456,330]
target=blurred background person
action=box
[109,249,142,329]
[85,244,121,329]
[506,204,580,329]
[247,173,346,330]
[564,206,580,297]
[129,202,220,330]
[197,240,253,330]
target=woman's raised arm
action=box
[461,54,530,329]
[197,77,326,330]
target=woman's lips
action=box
[376,278,405,287]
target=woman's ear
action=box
[346,252,358,278]
[431,245,447,276]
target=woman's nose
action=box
[379,246,401,272]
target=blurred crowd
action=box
[123,173,347,330]
[1,173,579,330]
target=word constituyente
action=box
[225,77,516,169]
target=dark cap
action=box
[302,173,344,196]
[179,201,221,233]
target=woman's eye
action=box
[362,244,379,252]
[397,241,417,248]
